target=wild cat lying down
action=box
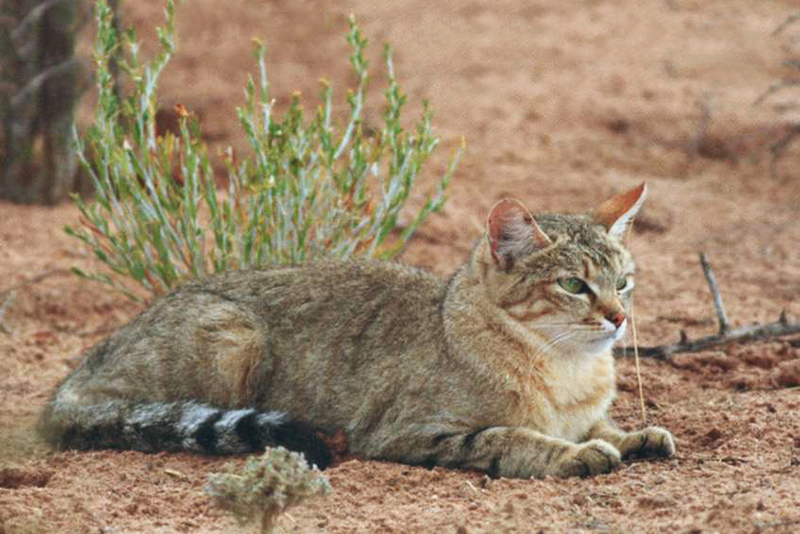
[42,183,674,478]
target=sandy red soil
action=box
[2,0,800,532]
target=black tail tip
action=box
[275,420,334,470]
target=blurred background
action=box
[4,1,799,216]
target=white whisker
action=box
[530,329,575,363]
[534,324,603,333]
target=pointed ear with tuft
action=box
[487,198,552,271]
[593,182,648,240]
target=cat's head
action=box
[477,183,647,356]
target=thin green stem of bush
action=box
[67,0,463,300]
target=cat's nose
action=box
[606,311,626,329]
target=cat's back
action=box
[177,257,446,325]
[177,258,450,431]
[122,257,448,364]
[70,257,447,413]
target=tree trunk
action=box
[0,0,89,205]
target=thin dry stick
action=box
[699,252,729,335]
[615,252,800,360]
[624,219,647,425]
[752,80,800,106]
[686,92,713,165]
[630,302,647,425]
[772,11,800,36]
[615,313,800,360]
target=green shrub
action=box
[67,0,462,300]
[205,447,332,534]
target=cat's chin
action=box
[583,336,617,355]
[573,323,626,355]
[548,335,617,357]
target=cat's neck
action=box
[443,242,617,392]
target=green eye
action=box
[617,276,633,292]
[558,277,588,294]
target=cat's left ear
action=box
[487,198,552,271]
[593,182,647,240]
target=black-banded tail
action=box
[39,400,332,469]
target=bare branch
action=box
[11,0,79,44]
[772,11,800,37]
[767,124,800,179]
[686,92,713,164]
[9,57,82,109]
[770,124,800,159]
[615,253,800,360]
[753,79,800,106]
[615,314,800,360]
[699,252,729,334]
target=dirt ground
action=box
[3,0,800,532]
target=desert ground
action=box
[2,0,800,532]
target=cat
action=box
[41,182,675,478]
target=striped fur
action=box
[41,184,673,478]
[42,400,332,468]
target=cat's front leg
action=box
[415,426,621,479]
[587,419,676,460]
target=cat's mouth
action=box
[582,320,626,353]
[535,320,627,355]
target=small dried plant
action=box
[67,0,462,300]
[206,447,332,534]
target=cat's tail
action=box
[39,399,332,469]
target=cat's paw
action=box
[555,439,621,478]
[619,426,676,460]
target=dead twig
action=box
[763,117,800,181]
[615,253,800,360]
[686,92,713,165]
[752,80,800,107]
[615,316,800,360]
[699,252,729,334]
[770,123,800,159]
[772,11,800,37]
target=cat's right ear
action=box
[593,182,647,240]
[487,199,552,271]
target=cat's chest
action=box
[502,354,616,441]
